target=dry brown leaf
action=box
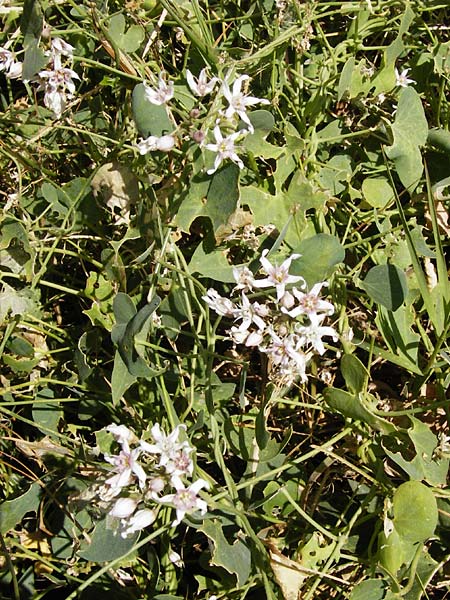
[268,546,306,600]
[91,162,139,225]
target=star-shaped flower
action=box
[186,68,219,97]
[204,126,247,174]
[394,67,415,88]
[222,74,270,133]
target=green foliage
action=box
[1,1,449,599]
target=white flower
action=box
[282,282,334,319]
[165,447,194,480]
[263,330,303,370]
[232,292,269,333]
[144,74,174,105]
[104,442,147,492]
[0,47,22,79]
[202,288,237,317]
[395,67,415,88]
[253,250,304,301]
[169,549,184,567]
[186,68,219,97]
[222,73,270,133]
[295,313,338,355]
[38,65,80,118]
[232,266,256,292]
[109,497,139,519]
[120,508,157,538]
[204,126,247,174]
[140,423,190,469]
[38,66,79,95]
[262,329,311,383]
[137,133,176,154]
[159,477,209,526]
[147,476,166,500]
[230,326,264,347]
[51,38,74,58]
[106,424,135,445]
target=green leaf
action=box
[378,527,411,575]
[244,111,283,159]
[188,242,235,282]
[384,417,449,486]
[0,284,41,324]
[78,518,138,562]
[427,127,450,153]
[317,154,353,195]
[255,403,269,450]
[206,163,240,237]
[200,519,251,586]
[158,284,190,341]
[0,482,41,534]
[323,388,395,434]
[83,271,115,331]
[22,39,48,83]
[114,295,162,377]
[392,481,438,544]
[362,177,394,209]
[361,264,408,311]
[132,83,173,137]
[32,388,62,435]
[375,304,420,368]
[111,350,137,405]
[291,234,345,287]
[107,13,125,41]
[385,87,428,191]
[173,177,210,233]
[337,57,355,101]
[349,579,387,600]
[341,354,368,395]
[122,24,145,53]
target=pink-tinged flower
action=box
[140,423,190,469]
[159,477,209,526]
[233,292,269,333]
[104,442,147,492]
[6,61,22,79]
[186,68,219,97]
[282,282,334,319]
[222,74,270,133]
[0,47,22,78]
[169,548,184,567]
[109,497,139,519]
[202,289,237,317]
[295,313,338,355]
[136,134,175,154]
[395,67,415,88]
[232,266,256,293]
[204,126,247,174]
[147,476,166,500]
[253,250,304,301]
[230,326,264,347]
[38,65,80,118]
[144,74,174,105]
[165,447,194,480]
[50,38,74,58]
[106,424,135,445]
[263,330,304,370]
[119,508,157,538]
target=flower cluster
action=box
[203,251,338,385]
[0,45,22,79]
[136,67,270,174]
[0,37,79,119]
[83,423,208,538]
[36,38,79,118]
